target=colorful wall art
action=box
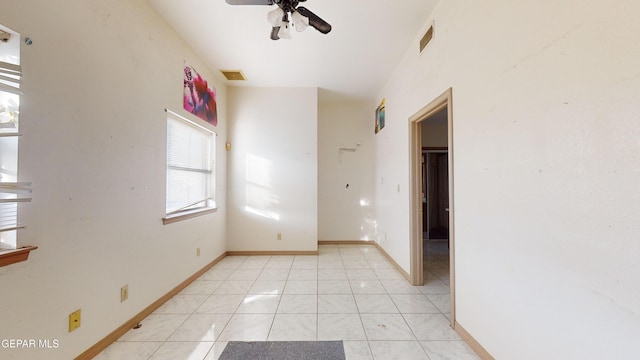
[375,99,385,134]
[183,64,217,126]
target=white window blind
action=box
[1,24,29,250]
[166,110,215,216]
[0,60,21,133]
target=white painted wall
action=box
[421,123,447,148]
[375,0,640,358]
[0,1,227,358]
[318,94,376,241]
[373,93,411,267]
[227,87,317,252]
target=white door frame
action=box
[409,88,455,326]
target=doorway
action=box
[420,107,450,244]
[409,88,455,326]
[423,149,449,242]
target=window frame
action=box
[0,24,37,266]
[163,109,217,225]
[1,24,27,251]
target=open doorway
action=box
[422,107,449,243]
[409,88,455,326]
[424,151,449,241]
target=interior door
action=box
[427,151,449,240]
[422,152,428,238]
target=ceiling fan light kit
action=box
[276,20,292,39]
[291,10,309,32]
[226,0,331,40]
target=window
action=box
[1,24,30,250]
[163,110,216,224]
[0,24,36,266]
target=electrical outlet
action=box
[121,285,129,302]
[277,233,282,240]
[197,247,201,257]
[69,309,81,332]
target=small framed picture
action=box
[375,99,386,134]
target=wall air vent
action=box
[220,70,247,81]
[419,25,434,53]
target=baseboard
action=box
[74,252,227,360]
[225,250,318,256]
[318,240,411,282]
[454,321,494,360]
[370,243,411,282]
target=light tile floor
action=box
[95,244,479,360]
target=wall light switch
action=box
[121,285,129,302]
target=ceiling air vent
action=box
[419,25,434,53]
[220,70,247,81]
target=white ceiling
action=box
[149,0,440,101]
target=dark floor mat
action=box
[219,341,345,360]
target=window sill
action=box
[163,207,217,225]
[0,246,38,267]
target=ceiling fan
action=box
[225,0,332,40]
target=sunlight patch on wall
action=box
[359,198,376,240]
[244,153,280,221]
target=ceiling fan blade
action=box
[296,6,331,34]
[225,0,274,5]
